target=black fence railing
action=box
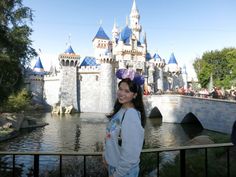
[0,143,234,177]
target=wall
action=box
[145,95,236,134]
[79,71,100,113]
[44,74,61,106]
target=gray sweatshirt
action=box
[104,108,144,177]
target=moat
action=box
[0,113,230,176]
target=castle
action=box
[26,0,188,114]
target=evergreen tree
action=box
[0,0,36,103]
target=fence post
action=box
[227,147,230,177]
[12,154,15,177]
[205,148,208,177]
[157,152,159,177]
[34,154,39,177]
[84,155,86,177]
[60,155,62,177]
[180,150,186,177]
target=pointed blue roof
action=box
[168,53,178,64]
[153,53,161,60]
[80,56,98,67]
[141,35,146,44]
[137,40,141,46]
[146,52,152,61]
[64,45,75,54]
[93,26,110,40]
[33,57,44,73]
[120,26,132,44]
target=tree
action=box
[0,0,36,103]
[193,48,236,89]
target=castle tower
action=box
[92,26,112,60]
[98,52,117,113]
[182,65,188,90]
[112,20,120,46]
[112,0,146,73]
[166,53,181,90]
[30,56,45,103]
[153,53,166,92]
[58,45,80,111]
[129,0,142,41]
[142,32,147,55]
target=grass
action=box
[0,128,14,136]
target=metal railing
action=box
[0,143,234,177]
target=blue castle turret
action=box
[33,57,45,73]
[58,45,80,112]
[30,57,45,103]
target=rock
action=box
[65,105,74,114]
[51,105,61,114]
[2,122,12,129]
[0,113,24,131]
[0,113,48,142]
[20,117,48,129]
[51,105,74,114]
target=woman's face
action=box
[117,82,137,107]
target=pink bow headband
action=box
[116,69,145,86]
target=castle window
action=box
[70,61,74,66]
[96,75,99,81]
[79,75,82,81]
[61,60,65,66]
[66,60,69,66]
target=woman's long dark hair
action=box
[108,78,146,128]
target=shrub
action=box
[3,88,32,112]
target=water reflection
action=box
[0,113,220,152]
[74,124,81,151]
[0,113,227,176]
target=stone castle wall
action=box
[79,71,101,112]
[44,74,61,106]
[60,66,79,110]
[42,63,116,113]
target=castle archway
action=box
[181,112,203,128]
[149,106,162,118]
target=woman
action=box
[103,68,146,177]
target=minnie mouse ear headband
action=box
[116,68,145,86]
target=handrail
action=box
[0,143,234,177]
[0,142,232,155]
[142,142,234,153]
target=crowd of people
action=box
[189,86,236,100]
[144,84,236,101]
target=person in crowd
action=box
[103,68,146,177]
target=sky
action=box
[24,0,236,80]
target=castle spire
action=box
[129,0,141,41]
[33,49,45,73]
[131,0,137,11]
[33,57,45,73]
[99,19,103,26]
[112,19,120,41]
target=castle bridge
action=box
[144,94,236,134]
